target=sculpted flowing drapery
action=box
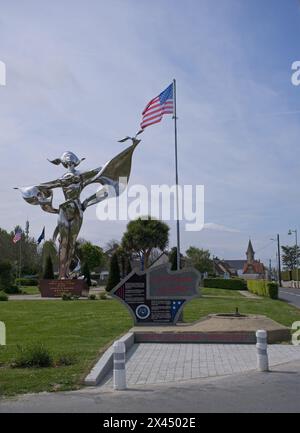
[15,139,140,278]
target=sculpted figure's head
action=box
[48,151,85,169]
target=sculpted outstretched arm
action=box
[39,178,62,190]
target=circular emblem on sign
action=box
[135,304,150,320]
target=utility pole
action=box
[277,234,282,287]
[288,229,298,288]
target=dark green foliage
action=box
[88,294,97,300]
[267,282,279,299]
[41,240,58,274]
[0,227,40,275]
[15,277,38,286]
[247,280,278,299]
[12,343,53,368]
[0,291,8,301]
[3,285,20,294]
[43,255,54,280]
[204,278,247,290]
[122,217,169,269]
[281,245,300,273]
[106,252,121,291]
[126,257,132,275]
[186,246,213,274]
[61,292,73,301]
[82,262,92,287]
[0,261,14,292]
[78,241,105,271]
[169,247,178,271]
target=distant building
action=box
[242,240,265,280]
[213,240,265,280]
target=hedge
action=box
[15,277,38,286]
[281,269,300,281]
[203,278,247,290]
[247,280,278,299]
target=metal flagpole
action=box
[173,78,181,270]
[18,235,22,290]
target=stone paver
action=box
[102,343,300,387]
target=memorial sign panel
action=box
[111,264,200,325]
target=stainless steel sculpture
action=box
[15,137,140,279]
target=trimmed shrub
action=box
[88,294,96,300]
[247,280,278,299]
[82,262,92,287]
[3,285,20,294]
[15,277,38,286]
[12,343,53,368]
[0,291,8,301]
[61,292,73,301]
[0,261,14,293]
[203,278,247,290]
[106,252,121,292]
[43,255,54,280]
[282,269,300,281]
[267,282,279,299]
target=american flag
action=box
[140,83,174,129]
[13,229,22,244]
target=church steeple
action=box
[246,239,255,264]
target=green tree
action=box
[125,256,132,275]
[122,217,169,269]
[0,261,14,292]
[169,247,179,270]
[186,246,213,274]
[78,241,104,271]
[106,252,121,292]
[41,240,58,273]
[281,245,300,279]
[82,262,92,287]
[43,255,54,279]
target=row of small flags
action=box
[13,226,45,245]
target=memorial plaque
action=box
[111,264,200,325]
[39,279,89,298]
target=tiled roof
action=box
[243,260,265,274]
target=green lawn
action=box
[0,291,299,397]
[201,287,243,298]
[0,300,132,396]
[184,295,300,328]
[20,286,40,295]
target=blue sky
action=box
[0,0,300,264]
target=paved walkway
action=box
[239,290,261,299]
[1,360,300,413]
[103,343,300,387]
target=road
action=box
[279,287,300,308]
[1,360,300,413]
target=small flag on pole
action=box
[140,83,174,129]
[37,227,45,245]
[13,229,22,244]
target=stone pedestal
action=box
[39,279,89,298]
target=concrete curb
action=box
[84,332,134,386]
